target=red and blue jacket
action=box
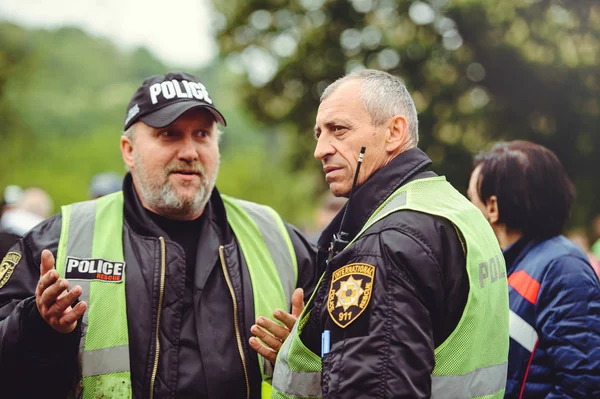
[504,235,600,398]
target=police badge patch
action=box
[328,263,375,328]
[0,252,21,289]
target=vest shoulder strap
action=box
[222,195,298,303]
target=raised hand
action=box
[35,249,87,334]
[249,288,304,364]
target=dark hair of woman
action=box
[473,140,575,239]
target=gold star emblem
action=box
[335,276,364,311]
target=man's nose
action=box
[178,136,199,161]
[314,132,335,161]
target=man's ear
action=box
[385,115,409,153]
[121,135,135,170]
[486,195,500,224]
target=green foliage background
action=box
[0,22,318,228]
[213,0,600,230]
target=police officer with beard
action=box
[0,72,318,398]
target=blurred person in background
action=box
[0,185,24,257]
[307,191,347,243]
[257,69,509,399]
[0,72,318,398]
[566,229,600,279]
[0,186,53,258]
[88,171,123,199]
[0,185,23,218]
[468,140,600,398]
[17,187,54,220]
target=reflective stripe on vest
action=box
[272,311,322,398]
[81,345,130,377]
[234,198,298,303]
[57,192,297,398]
[272,351,322,397]
[509,310,539,352]
[431,362,508,398]
[56,192,131,398]
[272,306,323,399]
[222,195,298,393]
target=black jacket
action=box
[0,174,318,398]
[301,148,469,398]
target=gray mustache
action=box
[165,163,205,175]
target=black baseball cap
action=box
[124,72,226,130]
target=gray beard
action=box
[133,150,218,220]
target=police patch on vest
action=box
[65,256,125,282]
[328,263,375,328]
[0,252,21,289]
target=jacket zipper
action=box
[219,245,250,399]
[149,237,167,399]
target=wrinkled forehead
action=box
[316,82,368,125]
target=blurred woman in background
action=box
[468,140,600,398]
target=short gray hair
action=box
[320,69,419,147]
[123,125,135,141]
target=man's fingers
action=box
[58,301,87,327]
[251,324,283,351]
[39,278,69,311]
[47,285,83,316]
[34,250,87,334]
[35,269,59,298]
[249,336,277,364]
[40,249,55,276]
[257,316,289,341]
[56,289,69,301]
[291,288,305,319]
[274,309,297,331]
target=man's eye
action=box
[196,130,209,138]
[333,126,346,132]
[159,130,174,137]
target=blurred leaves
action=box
[214,0,600,226]
[0,22,319,225]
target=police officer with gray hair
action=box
[252,70,510,399]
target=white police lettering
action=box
[161,81,176,99]
[181,80,194,98]
[189,82,214,104]
[148,80,213,104]
[198,82,213,104]
[64,256,125,283]
[173,80,188,98]
[149,83,162,104]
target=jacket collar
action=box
[122,172,231,243]
[503,235,542,274]
[317,147,435,253]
